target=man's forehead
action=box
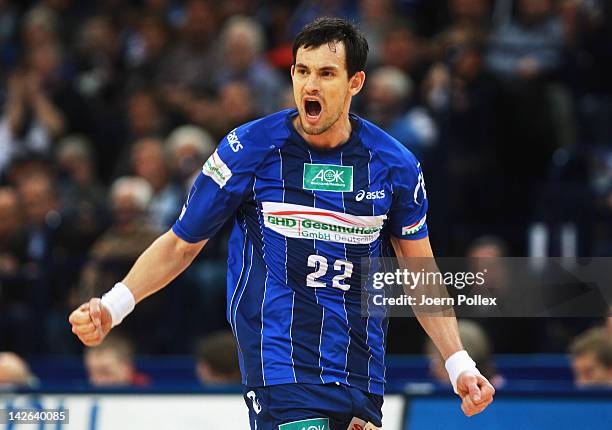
[296,41,346,68]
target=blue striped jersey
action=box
[172,109,428,395]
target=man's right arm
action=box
[69,230,207,346]
[121,230,207,304]
[70,122,263,346]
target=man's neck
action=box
[293,114,352,151]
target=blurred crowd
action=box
[0,0,611,357]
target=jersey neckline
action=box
[284,108,363,155]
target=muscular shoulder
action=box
[219,110,292,170]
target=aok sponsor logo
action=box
[262,202,386,245]
[303,163,353,192]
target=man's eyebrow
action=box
[295,63,340,71]
[319,65,340,71]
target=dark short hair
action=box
[292,17,369,78]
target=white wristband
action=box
[445,350,480,394]
[100,282,135,327]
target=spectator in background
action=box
[379,20,429,86]
[0,186,25,279]
[130,137,183,229]
[357,0,394,66]
[363,66,437,160]
[84,333,150,387]
[78,177,170,352]
[110,89,169,178]
[56,135,105,198]
[73,15,124,102]
[156,0,218,115]
[18,173,63,266]
[125,89,168,143]
[560,0,612,148]
[486,0,568,228]
[426,319,505,388]
[423,24,502,244]
[450,0,492,29]
[0,0,19,78]
[289,0,358,38]
[214,81,259,138]
[165,125,215,191]
[16,172,93,353]
[0,187,29,352]
[0,45,66,175]
[127,14,171,88]
[465,235,541,353]
[195,331,241,385]
[569,326,612,387]
[79,176,160,300]
[55,135,108,230]
[487,0,563,82]
[0,352,38,388]
[212,15,282,116]
[20,5,59,51]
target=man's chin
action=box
[299,116,327,136]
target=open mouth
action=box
[304,99,322,119]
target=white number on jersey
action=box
[306,254,353,291]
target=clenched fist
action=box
[68,298,112,346]
[457,371,495,417]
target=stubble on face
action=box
[293,44,350,137]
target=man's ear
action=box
[349,71,366,95]
[290,65,295,78]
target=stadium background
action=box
[0,0,611,428]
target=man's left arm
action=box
[390,235,496,416]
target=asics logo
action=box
[355,189,385,202]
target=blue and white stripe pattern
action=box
[172,109,428,395]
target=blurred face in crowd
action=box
[367,71,404,115]
[82,16,117,57]
[571,352,612,387]
[520,0,552,22]
[451,0,489,21]
[18,175,57,226]
[131,138,167,191]
[85,349,133,386]
[359,0,392,22]
[292,41,364,137]
[22,10,57,49]
[381,28,419,72]
[127,92,161,136]
[183,0,216,45]
[140,17,168,58]
[467,242,508,292]
[0,188,21,239]
[28,42,62,79]
[223,28,257,72]
[57,149,94,186]
[0,353,32,386]
[111,188,144,227]
[220,82,255,125]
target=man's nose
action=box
[304,73,320,94]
